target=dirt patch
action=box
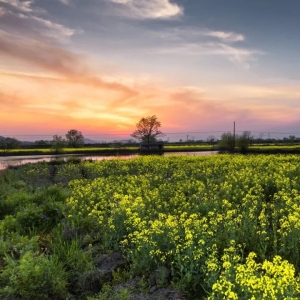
[111,278,186,300]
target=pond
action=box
[0,151,218,170]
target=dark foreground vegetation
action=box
[1,155,300,299]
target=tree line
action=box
[0,129,84,154]
[51,130,84,153]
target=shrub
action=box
[0,251,69,299]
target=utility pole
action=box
[233,121,236,151]
[187,135,189,143]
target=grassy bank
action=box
[0,144,216,156]
[2,143,300,157]
[249,144,300,153]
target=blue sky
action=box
[0,0,299,141]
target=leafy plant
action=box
[0,251,69,299]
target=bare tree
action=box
[131,115,164,148]
[289,135,296,145]
[207,135,216,145]
[65,129,84,148]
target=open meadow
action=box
[1,155,300,299]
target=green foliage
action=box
[219,131,252,153]
[87,283,113,300]
[15,201,64,234]
[51,134,66,154]
[87,284,132,300]
[218,132,235,151]
[21,163,52,187]
[0,251,69,299]
[50,237,97,295]
[0,186,67,234]
[114,287,131,300]
[54,163,84,185]
[236,131,252,153]
[0,137,20,153]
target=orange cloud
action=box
[0,30,137,98]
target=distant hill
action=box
[20,141,35,146]
[84,138,99,144]
[0,136,137,145]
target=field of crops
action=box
[7,144,214,154]
[1,155,300,299]
[4,144,300,156]
[250,145,300,151]
[7,146,140,155]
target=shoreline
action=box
[1,146,300,158]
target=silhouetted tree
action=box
[131,115,164,148]
[236,131,252,153]
[0,137,20,154]
[218,132,235,152]
[289,135,296,145]
[51,135,66,154]
[207,135,216,145]
[35,140,50,146]
[65,129,84,148]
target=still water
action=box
[0,151,218,170]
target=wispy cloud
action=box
[149,26,262,69]
[227,84,300,101]
[0,0,78,43]
[152,27,244,43]
[152,42,262,69]
[0,6,79,44]
[211,43,263,69]
[0,0,33,12]
[57,0,70,5]
[0,30,137,96]
[30,14,77,37]
[202,30,244,42]
[107,0,183,19]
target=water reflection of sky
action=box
[0,152,218,170]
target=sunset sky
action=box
[0,0,300,141]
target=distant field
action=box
[5,145,215,155]
[250,144,300,151]
[8,146,139,155]
[165,144,214,150]
[2,143,300,156]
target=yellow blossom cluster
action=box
[64,155,300,298]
